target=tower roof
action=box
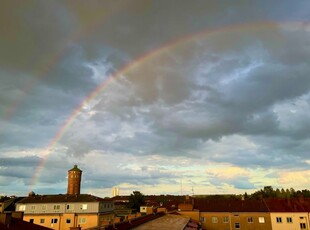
[68,164,82,172]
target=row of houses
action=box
[176,196,310,230]
[1,165,309,230]
[3,194,310,230]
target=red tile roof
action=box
[265,198,310,212]
[193,198,269,212]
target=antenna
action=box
[180,179,183,196]
[192,186,194,196]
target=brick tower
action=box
[67,165,82,195]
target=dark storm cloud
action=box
[61,22,310,171]
[1,0,310,195]
[83,167,177,189]
[0,156,40,167]
[0,1,75,73]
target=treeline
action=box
[247,186,310,199]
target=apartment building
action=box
[266,198,310,230]
[178,197,310,230]
[178,198,272,230]
[16,193,115,230]
[15,165,115,230]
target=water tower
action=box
[67,165,82,195]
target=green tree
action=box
[263,186,274,198]
[128,191,145,212]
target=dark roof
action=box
[265,198,310,212]
[0,218,52,230]
[68,164,82,172]
[3,197,25,212]
[17,194,111,204]
[0,197,12,202]
[193,198,269,212]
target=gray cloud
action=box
[1,0,310,196]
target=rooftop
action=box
[265,198,310,212]
[193,198,269,212]
[17,194,112,204]
[68,164,82,172]
[132,214,190,230]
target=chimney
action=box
[0,213,12,226]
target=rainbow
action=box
[30,21,306,190]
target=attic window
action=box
[258,217,265,223]
[53,204,61,210]
[287,217,292,223]
[211,217,218,223]
[276,217,282,223]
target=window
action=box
[259,217,265,223]
[40,219,45,224]
[19,205,26,211]
[30,219,34,223]
[66,219,71,224]
[247,217,253,223]
[53,204,60,210]
[30,205,36,211]
[81,204,87,210]
[235,223,240,229]
[66,204,73,210]
[300,223,306,229]
[51,218,58,224]
[211,217,218,223]
[200,216,206,223]
[223,216,229,223]
[79,217,86,224]
[42,205,46,211]
[287,217,292,223]
[276,217,282,223]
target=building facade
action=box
[266,198,310,230]
[16,194,115,230]
[178,197,310,230]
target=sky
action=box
[0,0,310,197]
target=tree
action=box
[263,186,274,198]
[128,191,145,212]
